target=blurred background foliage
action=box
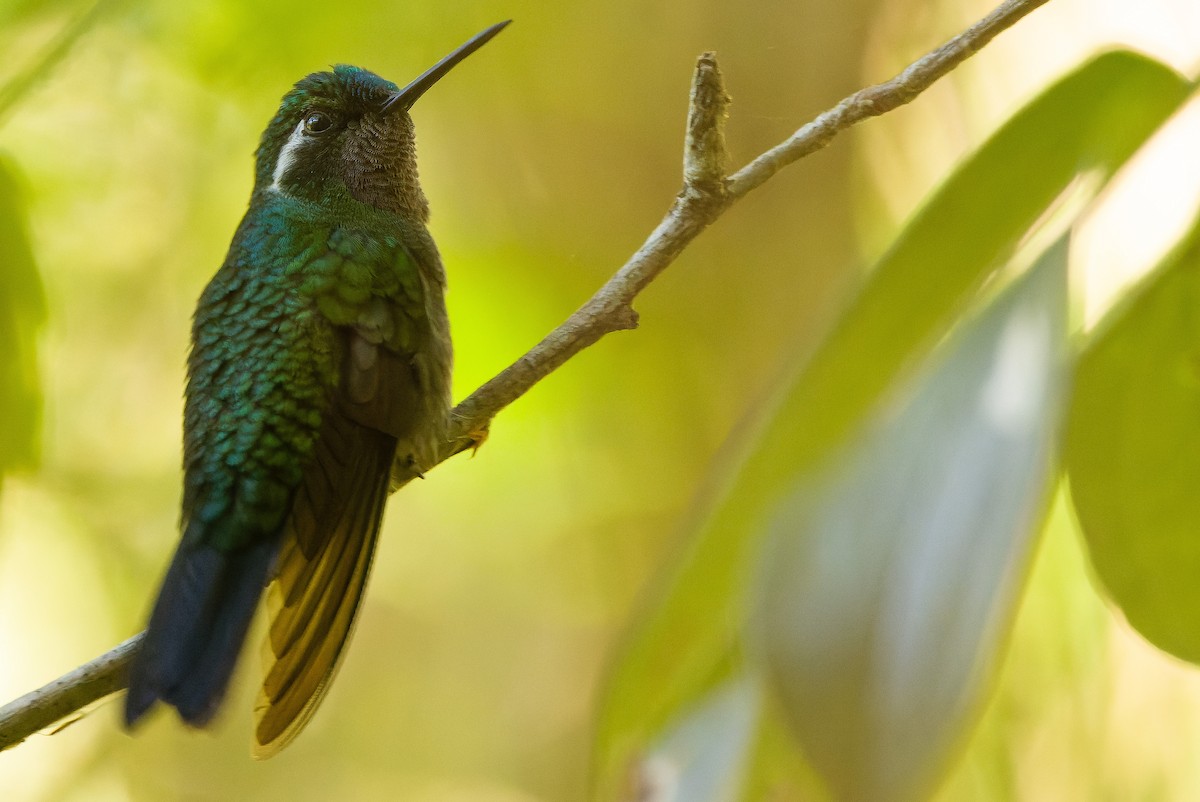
[1,1,1200,800]
[0,155,44,489]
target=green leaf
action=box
[763,50,1188,472]
[593,51,1191,800]
[759,237,1070,802]
[1066,211,1200,664]
[0,156,46,485]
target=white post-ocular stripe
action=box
[270,120,307,192]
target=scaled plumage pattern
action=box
[125,23,508,756]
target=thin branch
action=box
[440,0,1050,456]
[0,634,141,750]
[0,0,1050,752]
[684,52,732,193]
[727,0,1051,197]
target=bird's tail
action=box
[124,528,277,728]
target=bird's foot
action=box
[464,424,489,456]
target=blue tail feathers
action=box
[125,526,277,728]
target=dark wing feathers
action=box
[342,329,423,440]
[252,322,422,757]
[252,404,394,757]
[127,216,434,755]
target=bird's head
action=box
[253,21,509,221]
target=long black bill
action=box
[382,20,511,114]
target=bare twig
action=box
[684,52,732,193]
[0,634,141,750]
[440,0,1050,456]
[0,0,1050,753]
[727,0,1051,196]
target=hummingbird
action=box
[123,21,509,758]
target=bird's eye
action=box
[303,111,333,135]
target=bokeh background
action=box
[1,0,1200,800]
